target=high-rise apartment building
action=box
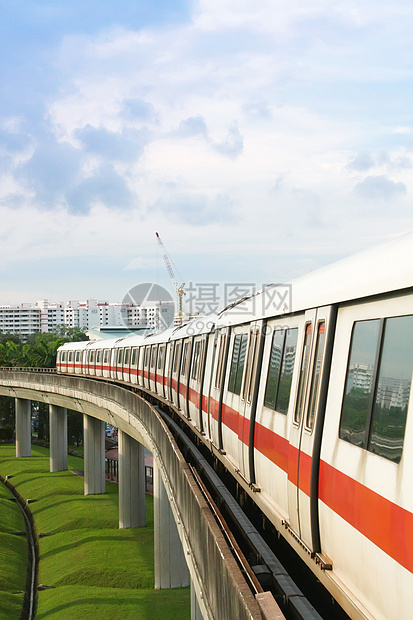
[0,298,175,338]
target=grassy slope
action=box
[0,477,26,620]
[0,444,190,620]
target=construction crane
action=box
[155,232,185,326]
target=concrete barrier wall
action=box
[0,371,261,620]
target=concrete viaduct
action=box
[0,369,277,620]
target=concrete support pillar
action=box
[15,398,31,457]
[154,463,189,589]
[83,414,105,495]
[191,581,204,620]
[49,405,68,472]
[118,430,146,528]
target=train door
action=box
[149,345,158,392]
[123,348,131,383]
[130,348,138,384]
[167,342,175,401]
[82,350,88,374]
[143,346,150,389]
[137,347,145,387]
[188,337,206,430]
[156,345,166,396]
[75,350,82,374]
[171,341,182,409]
[110,349,117,380]
[209,328,229,448]
[103,349,110,378]
[287,306,332,549]
[222,326,250,468]
[180,339,193,417]
[95,350,102,377]
[116,348,123,381]
[88,350,96,376]
[238,323,261,482]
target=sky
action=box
[1,0,413,311]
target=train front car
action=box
[313,235,413,620]
[56,340,89,374]
[213,232,413,619]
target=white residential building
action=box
[0,298,175,338]
[0,304,41,337]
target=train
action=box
[57,232,413,620]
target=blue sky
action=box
[1,0,413,308]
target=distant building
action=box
[0,304,41,338]
[0,298,175,338]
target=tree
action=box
[68,411,83,447]
[0,327,88,369]
[0,340,24,366]
[0,327,88,441]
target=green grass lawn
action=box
[0,475,26,620]
[0,443,190,620]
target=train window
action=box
[124,349,130,365]
[264,328,298,414]
[103,350,109,364]
[340,315,413,463]
[277,329,298,414]
[144,347,150,367]
[340,320,381,448]
[369,315,413,462]
[191,341,201,380]
[199,341,206,382]
[173,343,181,373]
[294,324,312,424]
[264,330,284,409]
[215,334,227,389]
[96,350,101,364]
[158,346,165,370]
[75,351,81,363]
[181,342,189,377]
[306,322,326,430]
[131,348,137,365]
[228,333,248,396]
[242,329,260,403]
[89,351,94,364]
[150,346,156,369]
[61,352,66,362]
[117,349,123,365]
[68,351,73,362]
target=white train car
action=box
[56,232,413,620]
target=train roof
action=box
[57,340,89,351]
[141,327,177,345]
[216,231,413,326]
[170,315,217,340]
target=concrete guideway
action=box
[0,370,275,620]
